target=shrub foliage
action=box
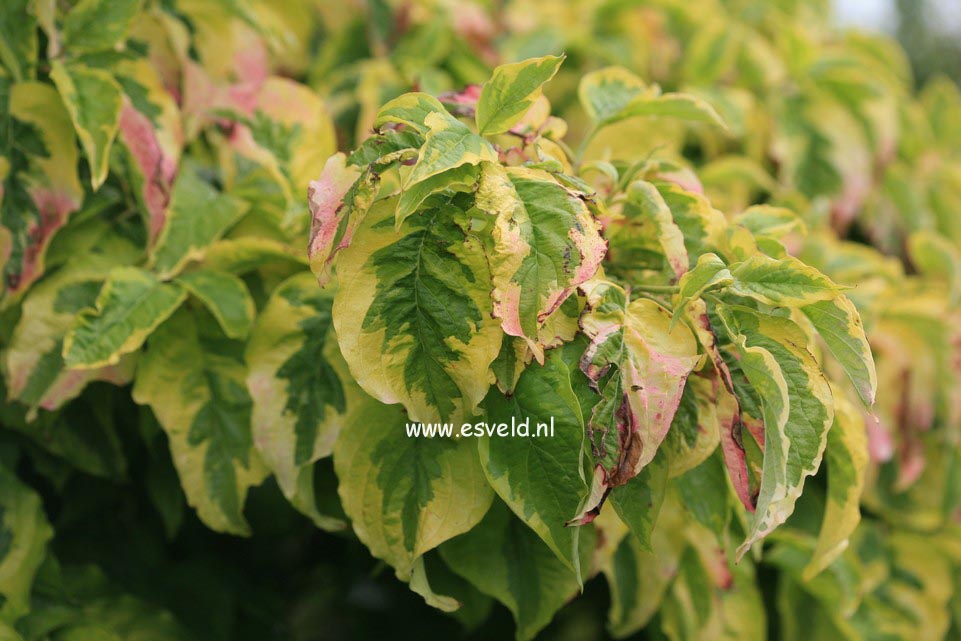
[1,0,960,639]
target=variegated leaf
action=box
[149,168,249,279]
[63,266,187,370]
[662,373,722,477]
[476,55,564,136]
[404,112,497,188]
[132,308,268,535]
[440,500,593,641]
[673,253,733,319]
[0,81,83,297]
[5,225,140,413]
[578,66,726,131]
[332,194,502,424]
[717,305,834,559]
[114,58,182,246]
[333,393,493,584]
[730,254,842,307]
[602,500,687,638]
[576,280,700,517]
[0,465,53,624]
[0,0,37,81]
[801,295,877,407]
[246,272,350,530]
[50,61,122,190]
[177,270,255,340]
[307,154,372,285]
[481,164,606,362]
[61,0,142,54]
[802,391,868,580]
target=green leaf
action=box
[577,66,727,131]
[50,61,122,190]
[626,180,689,280]
[333,393,493,582]
[481,165,606,362]
[802,393,868,580]
[149,168,249,279]
[202,237,308,274]
[332,193,502,425]
[0,0,37,81]
[616,92,728,131]
[476,55,564,136]
[660,544,723,640]
[801,295,877,407]
[730,254,841,306]
[177,270,255,340]
[132,309,268,535]
[61,0,142,53]
[246,272,349,530]
[2,385,128,480]
[404,112,497,188]
[440,500,593,641]
[576,281,700,517]
[18,565,188,639]
[374,92,450,135]
[479,343,594,581]
[718,305,834,559]
[672,253,733,322]
[675,452,731,539]
[602,500,687,638]
[395,163,480,229]
[0,465,53,624]
[0,622,21,641]
[62,266,187,370]
[578,67,649,125]
[661,373,722,477]
[734,205,807,240]
[608,451,668,551]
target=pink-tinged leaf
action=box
[717,386,753,511]
[119,99,178,245]
[484,167,606,363]
[3,82,83,297]
[182,56,265,139]
[686,300,754,511]
[575,281,700,516]
[656,165,704,195]
[7,188,80,296]
[307,154,365,285]
[438,84,482,111]
[894,433,925,491]
[38,358,136,414]
[866,413,893,463]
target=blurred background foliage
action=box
[895,0,961,85]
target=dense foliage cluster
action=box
[1,0,960,639]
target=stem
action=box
[703,292,724,307]
[573,127,598,169]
